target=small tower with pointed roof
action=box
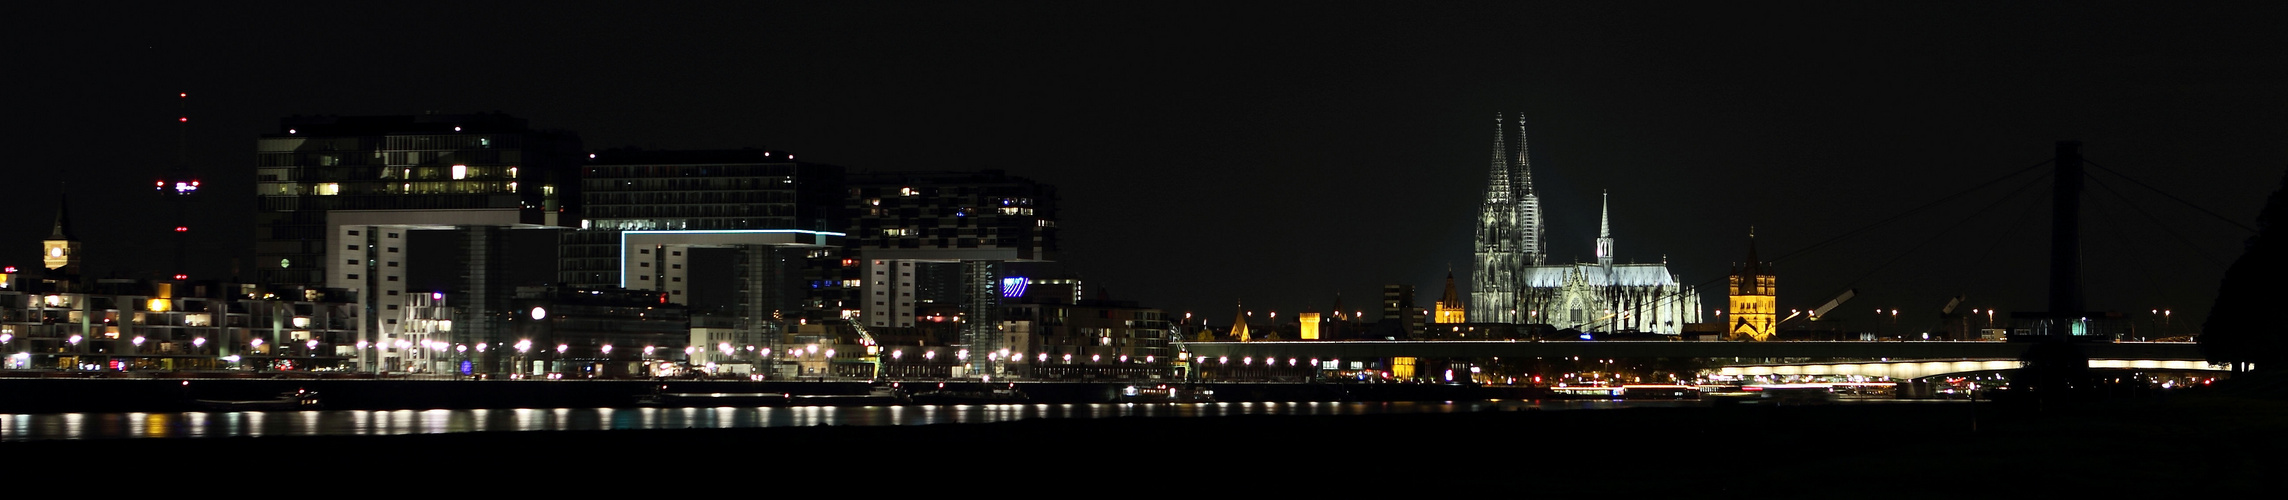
[43,194,82,275]
[1434,269,1467,324]
[1595,190,1614,271]
[1229,300,1252,342]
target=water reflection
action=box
[0,399,1711,442]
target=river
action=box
[2,399,1720,442]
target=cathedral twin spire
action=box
[1471,113,1545,323]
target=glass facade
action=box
[253,113,583,288]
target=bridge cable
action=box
[2086,172,2231,270]
[1771,158,2053,265]
[2085,160,2258,234]
[1936,174,2052,330]
[2085,179,2194,338]
[1634,158,2050,332]
[1822,171,2055,310]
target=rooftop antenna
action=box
[158,92,201,281]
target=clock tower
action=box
[43,196,80,274]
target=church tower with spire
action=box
[1471,114,1522,323]
[1595,190,1614,270]
[1435,269,1467,324]
[1229,301,1252,342]
[1515,116,1545,267]
[1727,229,1777,341]
[1470,117,1703,334]
[43,194,82,276]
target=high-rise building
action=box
[845,170,1057,364]
[1381,284,1421,338]
[559,148,847,322]
[1728,230,1777,341]
[253,113,585,372]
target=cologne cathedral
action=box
[1470,114,1702,334]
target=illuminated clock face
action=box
[531,307,548,320]
[48,247,63,258]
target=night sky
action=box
[10,3,2283,333]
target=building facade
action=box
[845,170,1057,358]
[1471,114,1544,324]
[1727,231,1777,341]
[557,148,848,357]
[252,113,585,372]
[1,278,359,372]
[1470,117,1702,334]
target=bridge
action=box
[1178,340,2204,362]
[1175,340,2218,380]
[1715,357,2227,379]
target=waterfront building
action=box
[0,277,357,372]
[502,285,688,378]
[1470,116,1703,334]
[383,291,458,374]
[1727,230,1778,341]
[995,298,1174,380]
[253,113,585,372]
[559,148,848,356]
[774,321,883,378]
[845,170,1057,368]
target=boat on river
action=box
[909,383,1030,405]
[637,384,908,407]
[1119,384,1212,403]
[194,388,324,411]
[636,391,792,406]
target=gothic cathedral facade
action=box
[1470,114,1702,334]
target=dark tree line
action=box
[2201,169,2288,371]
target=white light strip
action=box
[617,229,848,288]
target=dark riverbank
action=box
[8,397,2278,493]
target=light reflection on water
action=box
[1,399,1705,442]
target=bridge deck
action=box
[1176,341,2206,362]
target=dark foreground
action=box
[7,396,2280,494]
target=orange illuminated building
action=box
[1727,230,1777,341]
[1434,271,1467,324]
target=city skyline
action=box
[7,3,2281,331]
